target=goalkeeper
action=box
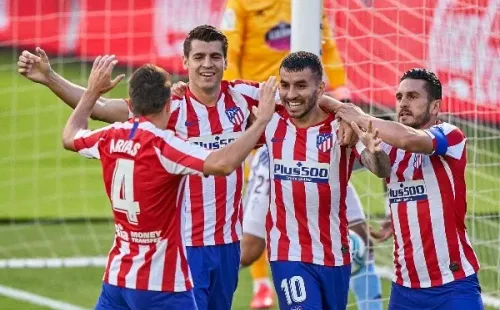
[220,1,380,309]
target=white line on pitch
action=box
[0,284,89,310]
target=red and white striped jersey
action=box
[384,121,480,288]
[264,106,360,267]
[73,117,211,292]
[167,80,260,246]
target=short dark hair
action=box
[400,68,442,102]
[279,51,323,82]
[183,24,228,58]
[128,64,171,116]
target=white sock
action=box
[253,277,272,293]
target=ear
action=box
[317,80,326,97]
[182,56,188,70]
[431,99,441,115]
[223,57,228,70]
[164,98,172,114]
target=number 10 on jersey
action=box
[111,159,140,225]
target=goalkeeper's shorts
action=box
[95,282,198,310]
[388,273,484,310]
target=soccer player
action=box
[62,55,278,309]
[329,68,484,310]
[241,146,383,310]
[17,26,353,310]
[221,1,351,305]
[254,51,391,310]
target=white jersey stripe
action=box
[107,241,129,286]
[148,239,167,291]
[124,244,149,289]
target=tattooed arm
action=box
[360,148,391,178]
[352,120,391,178]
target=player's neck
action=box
[188,83,221,107]
[418,116,440,129]
[144,114,168,130]
[292,104,329,128]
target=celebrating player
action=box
[221,1,351,306]
[327,68,484,310]
[248,51,390,310]
[62,55,277,310]
[241,145,383,310]
[17,25,353,310]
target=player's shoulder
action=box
[225,79,260,90]
[430,121,466,138]
[170,95,185,111]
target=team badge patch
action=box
[225,107,245,126]
[316,133,333,152]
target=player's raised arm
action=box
[203,76,277,176]
[62,55,123,151]
[351,121,391,178]
[336,103,434,154]
[18,47,128,123]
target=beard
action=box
[291,92,319,120]
[400,104,431,129]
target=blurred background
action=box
[0,0,499,309]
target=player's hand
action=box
[252,76,277,124]
[370,216,393,242]
[335,102,366,124]
[17,47,52,85]
[337,120,359,147]
[351,120,382,153]
[87,55,125,95]
[171,81,188,97]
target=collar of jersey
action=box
[185,82,226,107]
[277,106,336,129]
[128,116,151,124]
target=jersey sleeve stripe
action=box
[154,146,205,176]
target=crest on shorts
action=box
[316,133,333,152]
[225,107,245,126]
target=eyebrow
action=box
[396,90,419,97]
[192,52,222,57]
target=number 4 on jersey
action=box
[111,159,140,225]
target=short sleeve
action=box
[73,126,111,159]
[424,123,466,160]
[155,131,212,176]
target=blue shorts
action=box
[95,282,197,310]
[388,273,484,310]
[270,261,351,310]
[186,241,241,310]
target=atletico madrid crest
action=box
[316,133,333,152]
[225,107,245,126]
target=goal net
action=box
[0,0,498,309]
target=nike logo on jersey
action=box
[185,120,198,127]
[271,136,285,143]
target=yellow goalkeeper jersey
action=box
[221,0,346,89]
